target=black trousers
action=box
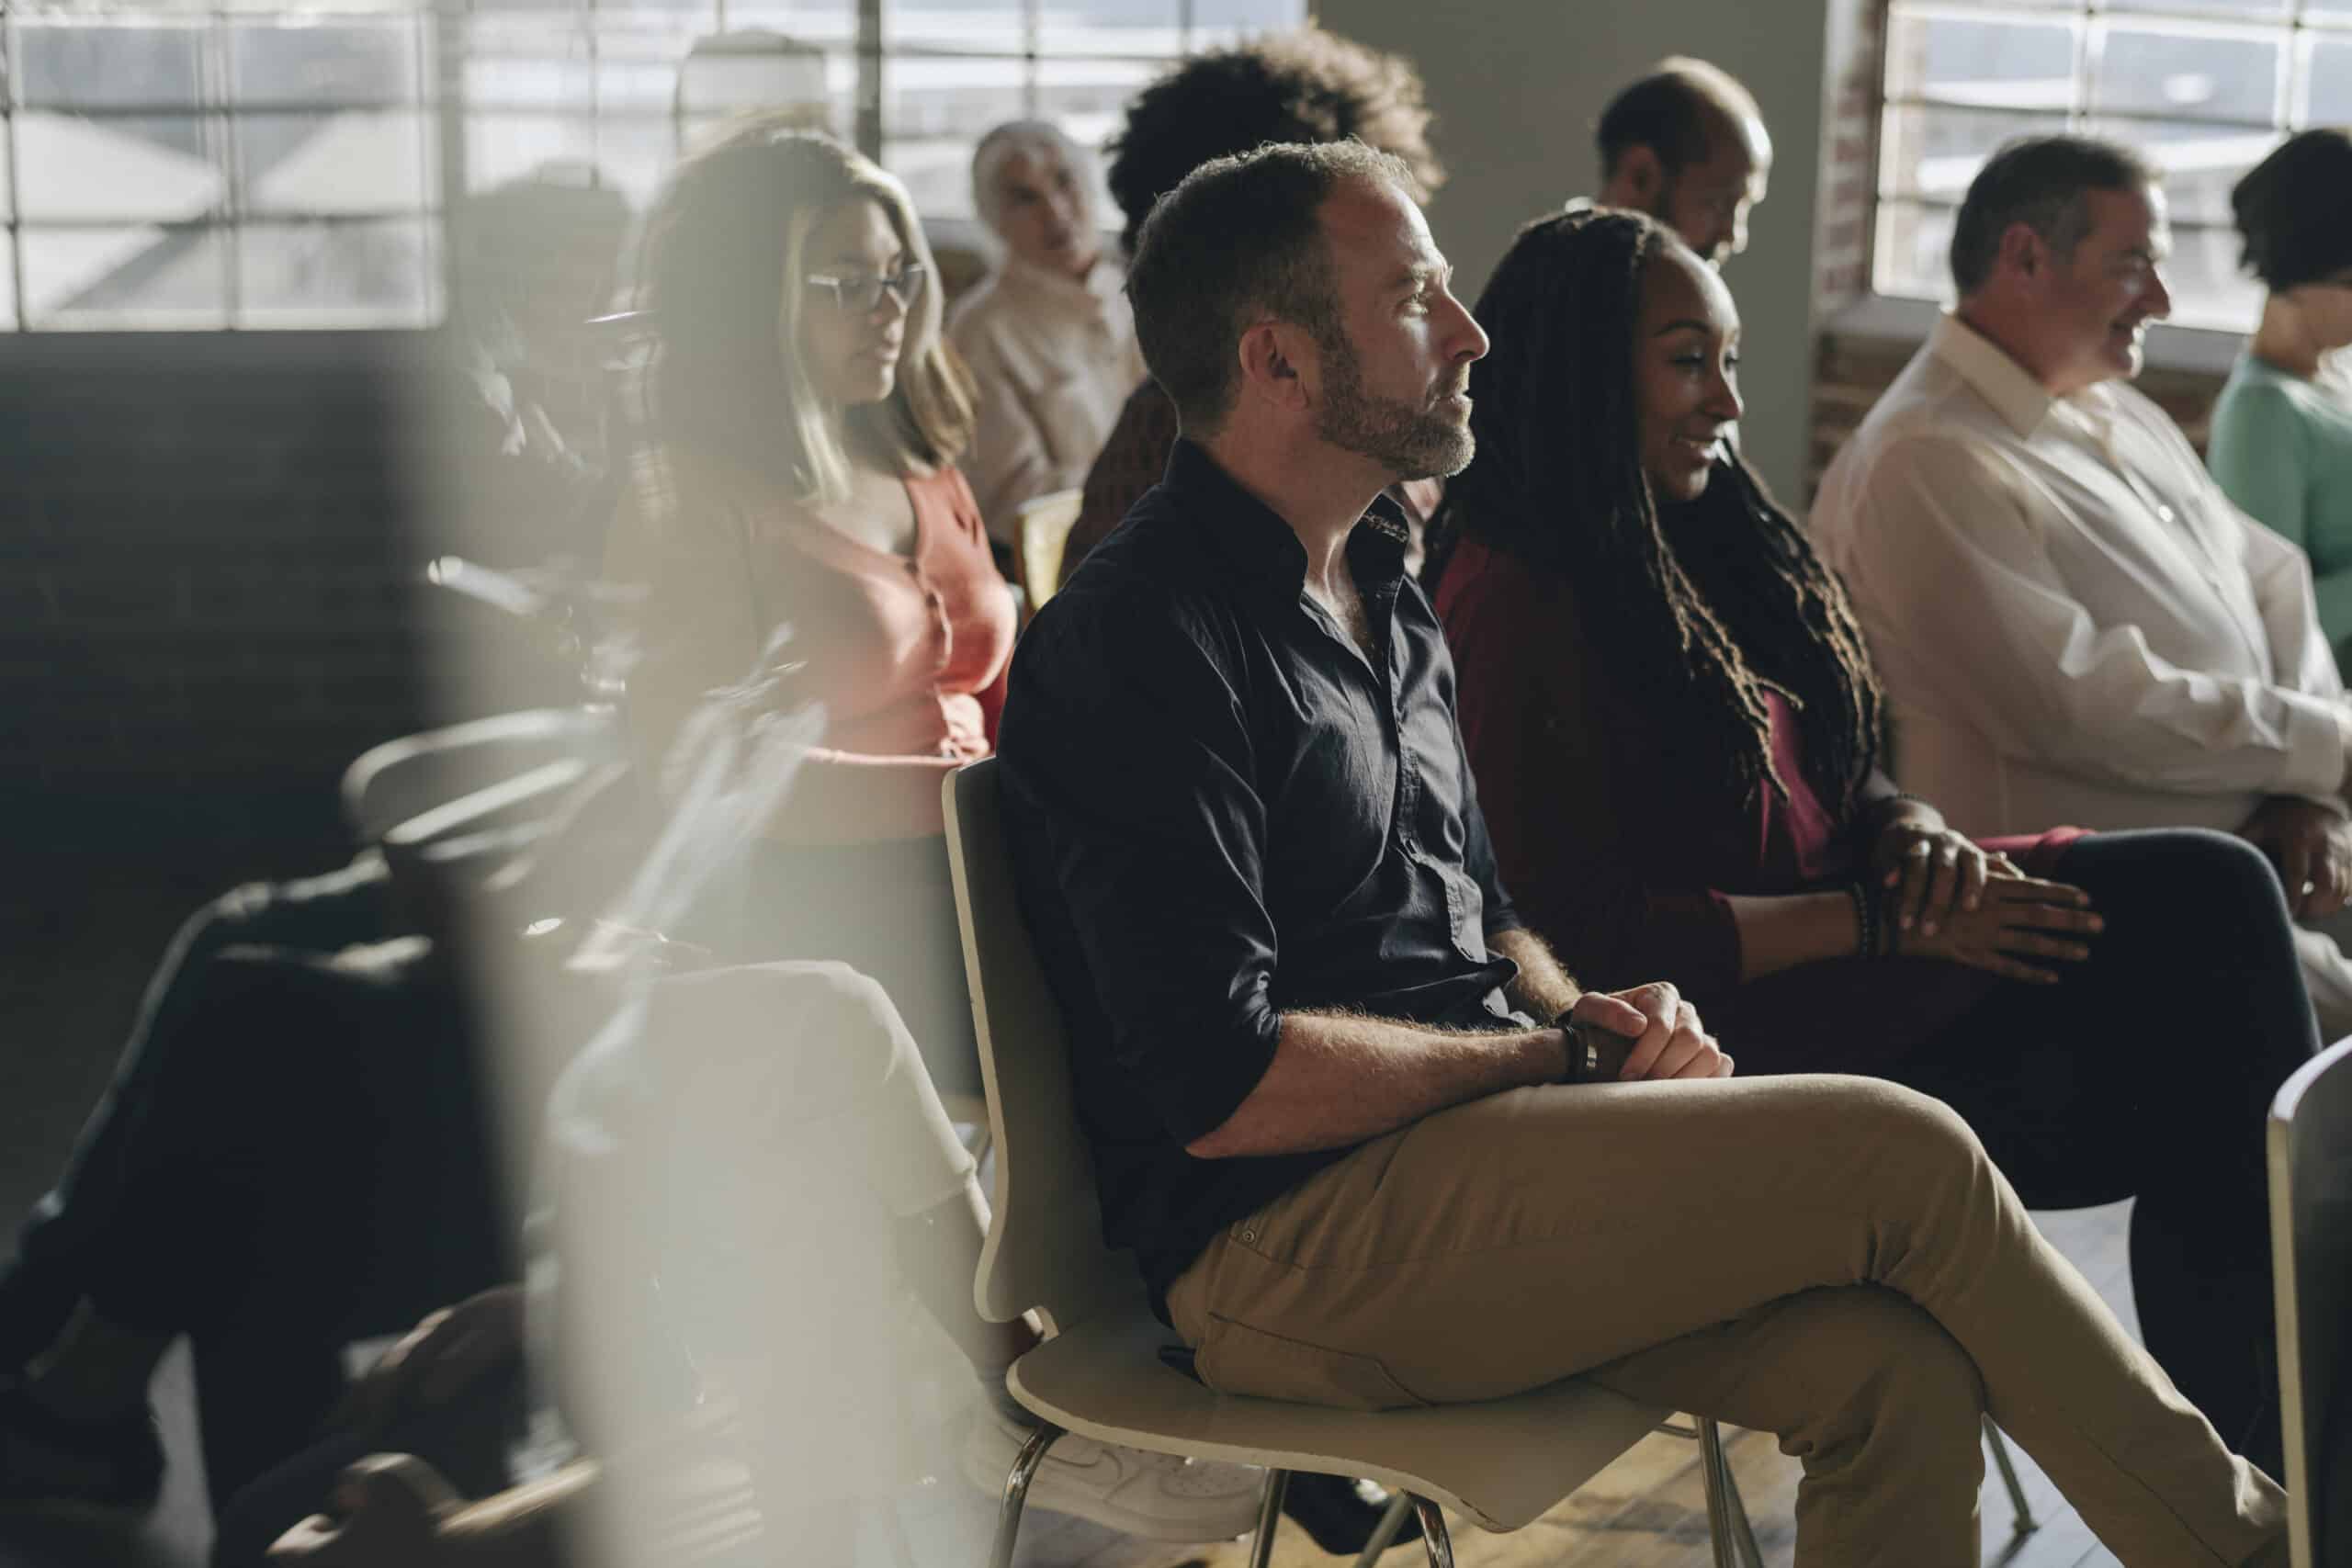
[1747,828,2315,1472]
[0,861,510,1510]
[0,856,401,1371]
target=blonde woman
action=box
[602,125,1264,1541]
[609,124,1003,1095]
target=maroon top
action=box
[1436,532,2083,1067]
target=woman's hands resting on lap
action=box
[1869,811,2101,985]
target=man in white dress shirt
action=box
[949,120,1147,552]
[1815,134,2352,1033]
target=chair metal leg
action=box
[984,1420,1064,1568]
[1714,1442,1767,1568]
[1697,1419,1737,1568]
[884,1498,921,1568]
[1411,1495,1453,1568]
[1351,1491,1415,1565]
[1984,1416,2037,1533]
[1245,1471,1292,1568]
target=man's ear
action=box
[1236,320,1311,412]
[1998,220,2050,284]
[1614,145,1666,209]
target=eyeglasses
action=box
[804,263,927,316]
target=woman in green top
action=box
[2210,129,2352,670]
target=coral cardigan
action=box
[609,447,1016,845]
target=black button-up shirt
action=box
[997,439,1524,1315]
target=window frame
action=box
[0,0,1295,333]
[1,4,448,330]
[1860,0,2352,362]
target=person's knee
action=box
[1848,1080,1986,1178]
[1783,1287,1985,1464]
[2097,829,2288,920]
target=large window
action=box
[0,0,1304,330]
[1875,0,2352,329]
[2,6,442,328]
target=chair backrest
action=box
[1016,489,1084,612]
[343,707,618,846]
[943,758,1137,1333]
[2268,1033,2352,1568]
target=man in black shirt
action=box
[994,141,2287,1559]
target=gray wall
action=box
[1316,0,1836,501]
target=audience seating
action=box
[342,707,620,847]
[1015,489,1084,614]
[942,758,1767,1568]
[2269,1033,2352,1567]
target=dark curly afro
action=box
[1104,26,1444,258]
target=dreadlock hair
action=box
[1428,206,1882,817]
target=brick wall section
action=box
[0,333,439,870]
[1807,329,2228,501]
[1812,0,1883,322]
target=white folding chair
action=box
[942,759,1763,1568]
[1014,489,1083,613]
[2269,1034,2352,1568]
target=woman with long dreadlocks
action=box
[1430,206,2317,1477]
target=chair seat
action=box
[1009,1301,1668,1532]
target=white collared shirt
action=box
[947,253,1146,546]
[1813,313,2352,836]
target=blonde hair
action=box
[640,120,976,505]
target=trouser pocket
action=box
[1195,1312,1432,1411]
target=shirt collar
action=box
[1928,312,2060,441]
[1160,437,1411,602]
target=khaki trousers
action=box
[1165,1075,2285,1568]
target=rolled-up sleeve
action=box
[1461,774,1521,941]
[999,597,1283,1146]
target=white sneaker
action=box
[956,1403,1265,1542]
